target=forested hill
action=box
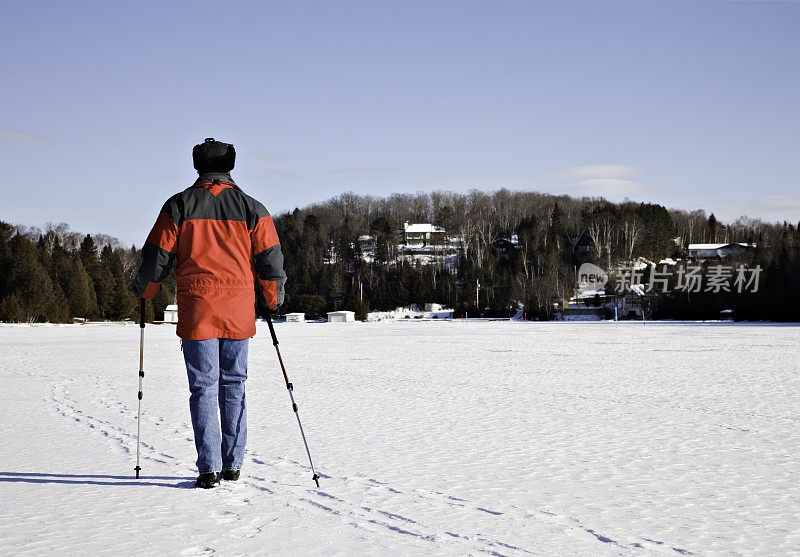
[272,190,798,321]
[1,189,798,323]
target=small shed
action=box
[327,311,355,323]
[720,309,735,321]
[163,304,178,323]
[286,312,306,323]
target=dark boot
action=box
[195,472,220,489]
[221,469,240,481]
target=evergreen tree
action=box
[66,257,96,317]
[549,202,564,238]
[110,272,136,320]
[79,234,98,271]
[0,293,23,322]
[47,282,70,323]
[6,235,57,321]
[637,203,675,260]
[36,234,54,276]
[0,220,14,294]
[79,234,105,317]
[707,213,718,242]
[95,246,117,318]
[97,245,136,320]
[0,221,13,251]
[93,265,115,318]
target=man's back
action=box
[133,172,285,340]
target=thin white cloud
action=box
[570,178,649,198]
[0,130,41,143]
[754,195,800,212]
[544,163,648,200]
[698,196,800,224]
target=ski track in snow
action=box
[1,321,799,555]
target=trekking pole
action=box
[266,313,320,487]
[135,298,145,479]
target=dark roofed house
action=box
[492,234,519,258]
[568,230,593,253]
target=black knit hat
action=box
[193,138,236,173]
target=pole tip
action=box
[134,466,141,479]
[313,474,320,487]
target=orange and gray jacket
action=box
[132,173,286,340]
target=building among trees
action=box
[397,222,446,248]
[688,243,757,259]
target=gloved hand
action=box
[256,295,279,319]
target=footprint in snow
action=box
[180,547,214,556]
[477,507,504,516]
[210,510,238,525]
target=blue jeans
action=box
[182,338,249,474]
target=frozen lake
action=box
[1,320,798,556]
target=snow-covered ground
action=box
[1,321,798,556]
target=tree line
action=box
[1,188,798,323]
[0,222,174,323]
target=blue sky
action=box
[2,0,798,245]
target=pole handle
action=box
[266,312,279,346]
[139,298,146,329]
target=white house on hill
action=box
[688,243,756,259]
[398,222,446,247]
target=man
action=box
[132,138,286,489]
